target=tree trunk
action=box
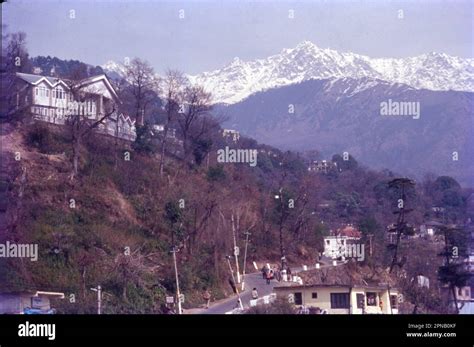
[123,285,127,300]
[450,284,459,314]
[214,220,221,281]
[159,126,169,177]
[81,267,87,299]
[72,133,81,179]
[159,141,166,177]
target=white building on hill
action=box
[222,129,240,142]
[323,224,362,260]
[12,72,136,141]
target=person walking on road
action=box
[261,264,269,279]
[203,288,211,309]
[266,269,273,285]
[274,267,282,282]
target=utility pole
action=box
[171,246,182,314]
[90,285,102,315]
[275,189,287,270]
[241,231,251,291]
[367,233,374,257]
[231,214,241,284]
[226,255,243,310]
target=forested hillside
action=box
[0,33,471,313]
[0,117,471,313]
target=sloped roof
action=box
[16,72,120,103]
[118,113,135,126]
[16,72,68,88]
[275,264,397,289]
[336,225,362,238]
[75,74,119,101]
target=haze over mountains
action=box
[100,41,474,186]
[218,77,473,186]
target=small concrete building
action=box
[222,129,240,142]
[308,160,337,174]
[273,265,399,314]
[453,278,474,314]
[0,291,65,314]
[323,225,362,260]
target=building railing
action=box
[31,107,136,141]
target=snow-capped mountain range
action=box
[103,40,474,104]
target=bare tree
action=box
[64,70,119,179]
[123,58,159,126]
[177,85,212,158]
[0,30,32,120]
[159,69,187,176]
[112,246,160,300]
[1,30,30,73]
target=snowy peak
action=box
[102,41,474,104]
[188,41,474,104]
[102,60,128,79]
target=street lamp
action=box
[275,188,287,270]
[90,285,102,315]
[170,245,182,315]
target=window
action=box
[330,293,350,309]
[458,288,462,296]
[35,88,39,96]
[311,292,318,299]
[390,295,398,309]
[46,89,50,97]
[366,292,377,306]
[326,240,330,245]
[294,292,303,305]
[356,293,365,309]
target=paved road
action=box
[187,271,278,314]
[187,261,335,314]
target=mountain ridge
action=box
[103,40,474,104]
[216,77,474,187]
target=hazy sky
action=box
[2,0,473,74]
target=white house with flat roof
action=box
[323,225,362,260]
[273,265,400,314]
